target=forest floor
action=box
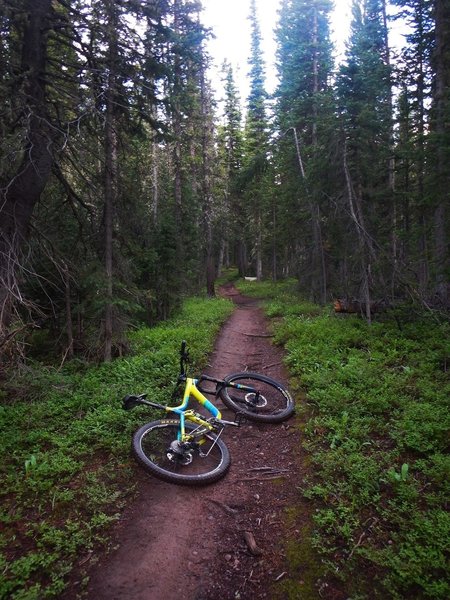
[63,284,339,600]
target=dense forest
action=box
[0,0,449,363]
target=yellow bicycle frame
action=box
[166,377,222,442]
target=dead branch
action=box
[248,467,289,474]
[0,323,38,349]
[262,362,282,370]
[206,498,238,515]
[235,475,288,483]
[231,330,274,338]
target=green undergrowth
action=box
[0,296,233,600]
[236,279,450,599]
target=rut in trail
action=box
[66,286,305,600]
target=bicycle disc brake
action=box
[245,392,267,408]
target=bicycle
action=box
[122,341,294,485]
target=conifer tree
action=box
[392,0,434,294]
[430,0,450,305]
[220,62,245,275]
[242,0,270,280]
[274,0,334,300]
[337,0,393,318]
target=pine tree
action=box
[242,0,270,280]
[430,0,450,305]
[220,62,245,275]
[392,0,434,294]
[274,0,334,300]
[337,0,393,318]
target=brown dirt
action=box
[64,284,338,600]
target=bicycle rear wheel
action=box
[220,373,294,423]
[132,419,230,485]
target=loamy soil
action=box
[63,285,339,600]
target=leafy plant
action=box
[386,463,409,483]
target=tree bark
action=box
[103,0,119,362]
[199,53,216,298]
[64,264,74,359]
[0,0,55,332]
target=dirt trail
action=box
[68,285,309,600]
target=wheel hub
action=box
[167,440,193,465]
[245,392,267,408]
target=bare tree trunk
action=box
[152,143,159,223]
[272,200,277,281]
[291,126,327,303]
[343,140,373,323]
[199,50,216,298]
[237,240,247,277]
[217,238,225,277]
[64,264,74,359]
[256,212,263,281]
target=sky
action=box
[201,0,354,104]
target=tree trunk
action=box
[433,0,450,305]
[256,212,263,280]
[0,0,54,333]
[291,126,327,303]
[64,264,74,359]
[103,0,119,362]
[343,140,373,323]
[198,48,216,298]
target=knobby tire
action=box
[132,419,230,485]
[220,372,294,423]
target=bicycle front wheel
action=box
[132,419,230,485]
[220,373,295,423]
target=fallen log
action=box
[333,298,386,314]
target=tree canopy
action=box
[0,0,449,364]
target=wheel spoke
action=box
[133,420,230,484]
[220,373,294,423]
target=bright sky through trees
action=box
[201,0,353,100]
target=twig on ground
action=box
[206,498,238,515]
[231,330,274,338]
[243,531,263,556]
[235,475,288,482]
[248,466,289,473]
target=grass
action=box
[0,295,234,600]
[236,279,450,599]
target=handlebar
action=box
[122,394,166,411]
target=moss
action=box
[274,507,324,600]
